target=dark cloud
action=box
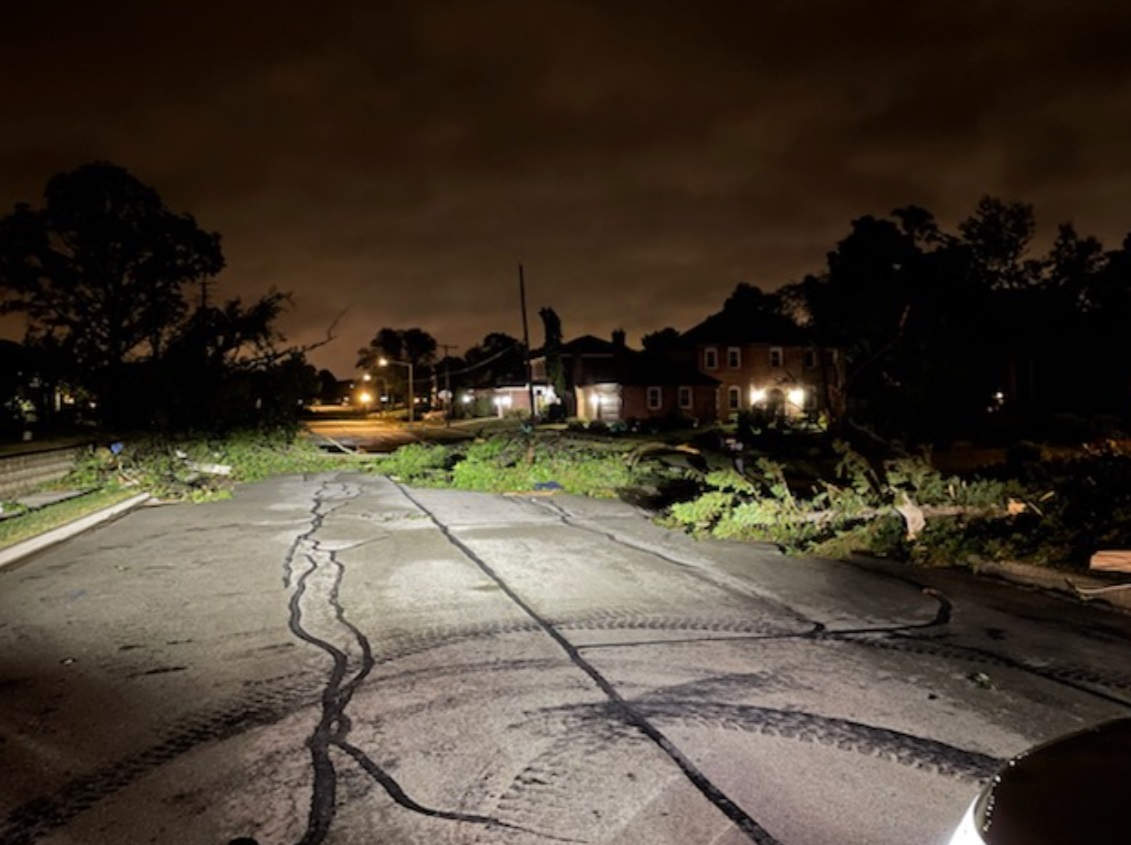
[4,1,1131,374]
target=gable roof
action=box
[559,334,620,355]
[553,336,717,387]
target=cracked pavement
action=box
[1,472,1130,845]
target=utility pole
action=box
[439,343,458,425]
[519,264,536,421]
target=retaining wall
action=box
[0,446,84,500]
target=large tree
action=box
[641,326,681,355]
[0,163,318,430]
[0,163,224,420]
[356,327,437,370]
[784,204,999,442]
[463,332,526,386]
[538,306,566,402]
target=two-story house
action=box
[529,331,719,423]
[681,309,822,420]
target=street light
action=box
[378,357,414,423]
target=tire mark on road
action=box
[844,632,1131,710]
[397,484,785,845]
[634,700,1002,781]
[0,674,321,845]
[284,480,534,845]
[524,496,1131,708]
[530,498,816,629]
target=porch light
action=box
[750,387,767,404]
[787,388,805,406]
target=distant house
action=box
[681,309,825,420]
[529,331,718,423]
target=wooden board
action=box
[1089,550,1131,573]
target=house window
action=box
[647,386,662,410]
[727,385,740,410]
[704,347,718,370]
[678,386,692,409]
[803,348,816,369]
[727,347,741,368]
[769,346,783,367]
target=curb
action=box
[0,493,151,571]
[977,560,1131,614]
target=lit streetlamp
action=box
[378,357,414,423]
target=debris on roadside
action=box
[966,671,993,689]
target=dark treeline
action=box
[0,163,318,435]
[4,162,1130,444]
[782,198,1131,444]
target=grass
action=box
[0,486,141,551]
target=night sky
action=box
[3,1,1131,376]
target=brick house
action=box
[680,310,823,420]
[530,332,719,423]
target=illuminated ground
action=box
[1,475,1129,845]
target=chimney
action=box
[612,328,626,348]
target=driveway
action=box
[1,473,1129,844]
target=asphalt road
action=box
[302,416,448,452]
[2,473,1130,845]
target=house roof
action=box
[681,308,809,346]
[559,334,621,355]
[612,351,719,387]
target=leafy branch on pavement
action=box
[64,432,362,502]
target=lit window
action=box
[770,347,783,367]
[704,347,718,369]
[678,386,692,409]
[647,386,662,410]
[727,347,741,368]
[728,386,740,410]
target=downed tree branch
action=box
[736,501,1021,529]
[1065,578,1131,599]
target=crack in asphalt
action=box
[395,484,785,845]
[282,480,533,845]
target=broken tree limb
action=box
[1089,550,1131,573]
[894,494,926,539]
[1065,578,1131,599]
[764,502,1017,526]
